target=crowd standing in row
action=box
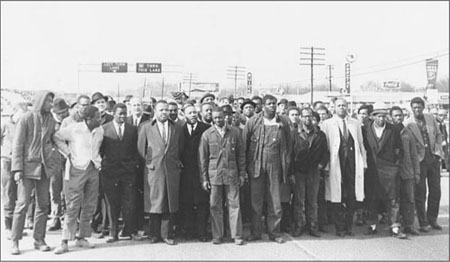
[1,90,448,255]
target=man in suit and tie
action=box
[321,98,367,237]
[178,103,210,242]
[363,108,407,239]
[137,100,184,245]
[404,97,444,232]
[126,97,151,237]
[168,102,185,126]
[100,103,142,243]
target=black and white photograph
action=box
[1,1,449,260]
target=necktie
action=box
[342,119,348,140]
[118,124,123,140]
[134,118,138,126]
[189,123,195,135]
[161,123,167,144]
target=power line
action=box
[299,46,326,104]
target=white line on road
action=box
[284,234,321,260]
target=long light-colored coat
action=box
[137,119,184,213]
[322,115,367,203]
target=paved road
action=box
[1,174,449,261]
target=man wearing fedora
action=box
[363,108,407,239]
[200,93,216,105]
[48,98,70,231]
[92,92,113,125]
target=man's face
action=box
[212,111,225,128]
[201,104,213,122]
[204,96,214,104]
[335,99,348,118]
[263,99,277,116]
[277,103,287,115]
[114,107,127,124]
[374,114,386,127]
[253,99,262,113]
[94,98,107,113]
[78,98,90,112]
[43,95,54,113]
[130,99,143,116]
[224,113,233,125]
[288,109,299,124]
[168,104,178,121]
[391,109,404,125]
[411,103,424,118]
[237,99,244,109]
[358,109,370,124]
[184,106,198,124]
[438,110,448,122]
[220,98,229,106]
[86,111,101,130]
[317,109,328,122]
[243,104,255,118]
[155,103,169,123]
[301,109,313,127]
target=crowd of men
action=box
[1,90,448,255]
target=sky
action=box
[1,1,449,95]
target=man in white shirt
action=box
[53,105,104,254]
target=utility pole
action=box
[142,78,147,97]
[327,65,334,91]
[183,73,198,98]
[300,47,326,105]
[227,66,246,98]
[161,77,165,100]
[117,84,120,101]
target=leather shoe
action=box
[419,225,430,233]
[403,227,419,235]
[430,222,443,230]
[163,238,177,245]
[364,227,377,235]
[48,218,61,231]
[212,238,221,245]
[246,235,261,242]
[54,242,69,255]
[106,236,119,243]
[149,236,160,243]
[34,239,50,251]
[234,238,245,245]
[269,236,285,244]
[309,229,321,237]
[131,233,143,241]
[10,241,20,255]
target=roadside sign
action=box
[102,63,127,73]
[136,63,162,73]
[383,80,401,89]
[247,72,252,94]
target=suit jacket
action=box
[100,121,140,183]
[179,121,210,204]
[399,125,421,180]
[322,115,367,203]
[364,122,402,199]
[404,113,444,162]
[126,114,151,130]
[137,119,184,213]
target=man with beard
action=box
[10,91,56,255]
[390,106,421,236]
[244,95,292,244]
[200,102,213,125]
[53,105,104,254]
[363,108,407,239]
[178,103,210,242]
[137,100,184,245]
[321,98,367,237]
[404,97,444,232]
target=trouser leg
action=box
[10,177,34,241]
[196,202,209,238]
[250,174,265,238]
[210,185,224,239]
[266,170,282,238]
[33,170,50,240]
[49,167,63,219]
[1,160,16,230]
[78,164,99,239]
[306,168,320,229]
[161,213,174,239]
[292,172,306,230]
[226,184,242,239]
[317,174,328,226]
[399,178,415,228]
[426,160,441,225]
[121,181,137,236]
[102,178,120,238]
[415,162,429,227]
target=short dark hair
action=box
[287,101,297,108]
[410,97,425,107]
[112,103,127,114]
[156,100,168,107]
[251,96,262,102]
[313,101,323,108]
[358,104,373,114]
[287,107,300,115]
[77,95,90,103]
[168,102,178,107]
[262,94,277,105]
[81,105,99,120]
[390,106,403,116]
[312,111,321,122]
[300,107,313,116]
[316,105,329,115]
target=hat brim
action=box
[241,101,256,110]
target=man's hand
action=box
[239,176,245,187]
[14,171,23,184]
[202,181,211,192]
